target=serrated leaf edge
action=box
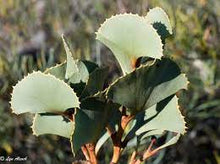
[31,114,75,138]
[62,34,79,79]
[96,13,164,60]
[146,7,173,35]
[175,95,187,134]
[10,71,80,114]
[44,61,66,74]
[106,60,189,104]
[70,108,78,156]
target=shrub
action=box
[10,7,188,164]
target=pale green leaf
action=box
[95,131,110,154]
[45,60,89,84]
[44,62,66,80]
[69,60,89,84]
[96,13,163,74]
[136,96,185,151]
[32,114,73,138]
[145,7,172,35]
[136,96,186,136]
[10,71,80,114]
[107,58,188,114]
[62,35,78,79]
[125,95,185,151]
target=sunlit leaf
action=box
[96,13,163,74]
[10,71,80,114]
[135,95,185,150]
[107,58,188,114]
[62,35,78,79]
[44,62,66,80]
[69,61,89,84]
[125,95,185,152]
[136,96,186,136]
[95,131,110,154]
[145,7,173,40]
[45,60,89,84]
[32,114,73,138]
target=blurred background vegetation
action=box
[0,0,220,163]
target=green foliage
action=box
[62,35,79,79]
[106,58,188,114]
[32,114,73,138]
[96,13,163,74]
[128,95,186,151]
[9,7,188,163]
[145,7,172,41]
[10,71,80,114]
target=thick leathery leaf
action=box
[45,60,89,84]
[145,7,172,38]
[32,114,73,138]
[10,71,80,114]
[136,96,186,136]
[80,67,109,99]
[125,96,185,151]
[96,14,163,74]
[62,35,78,79]
[44,62,66,80]
[136,96,185,150]
[71,94,120,155]
[69,61,89,84]
[107,58,188,114]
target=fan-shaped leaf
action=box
[136,95,185,150]
[125,95,185,151]
[96,14,163,74]
[69,61,89,84]
[44,62,66,80]
[136,96,186,136]
[45,60,89,84]
[32,114,73,138]
[107,58,188,114]
[62,35,78,79]
[10,71,80,114]
[145,7,172,40]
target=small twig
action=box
[81,145,90,161]
[129,151,137,164]
[130,138,159,164]
[86,143,98,164]
[142,138,157,160]
[109,107,134,164]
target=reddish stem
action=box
[81,145,90,161]
[130,138,159,164]
[86,143,98,164]
[108,107,134,164]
